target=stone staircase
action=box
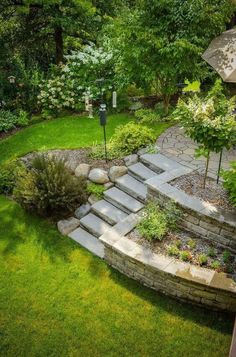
[67,154,167,258]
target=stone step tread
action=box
[91,200,128,225]
[68,227,104,258]
[140,153,181,172]
[104,187,143,213]
[80,213,111,238]
[115,174,147,202]
[128,162,157,182]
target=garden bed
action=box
[127,228,236,276]
[21,148,124,171]
[171,172,234,212]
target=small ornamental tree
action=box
[174,94,236,188]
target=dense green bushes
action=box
[14,155,87,218]
[0,110,29,133]
[221,161,236,207]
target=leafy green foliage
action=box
[221,161,236,207]
[110,122,156,155]
[14,155,87,218]
[222,250,232,264]
[0,161,21,195]
[187,239,196,249]
[198,254,208,266]
[208,247,216,258]
[87,182,106,199]
[137,200,181,241]
[167,245,180,257]
[0,110,29,133]
[211,260,221,271]
[135,109,160,124]
[179,251,192,262]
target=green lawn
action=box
[0,195,233,356]
[0,113,234,356]
[0,113,170,166]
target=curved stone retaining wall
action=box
[100,217,236,312]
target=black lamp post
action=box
[96,78,108,162]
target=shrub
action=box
[175,239,182,249]
[221,161,236,207]
[207,247,216,258]
[87,182,106,199]
[180,250,192,262]
[187,238,196,249]
[110,122,156,155]
[14,155,87,218]
[0,110,29,133]
[137,200,181,241]
[222,250,232,264]
[0,162,18,194]
[198,254,208,266]
[135,109,160,124]
[167,245,180,257]
[211,260,221,271]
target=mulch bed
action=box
[22,148,124,171]
[171,172,234,212]
[128,228,236,276]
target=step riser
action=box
[80,222,101,237]
[139,157,163,174]
[80,213,111,238]
[127,169,145,183]
[69,227,104,258]
[116,181,146,203]
[91,207,116,225]
[104,196,132,214]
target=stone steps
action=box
[140,153,181,172]
[68,227,104,258]
[104,187,143,213]
[115,174,147,202]
[80,213,111,237]
[91,200,128,225]
[128,162,157,182]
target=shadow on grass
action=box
[105,263,234,335]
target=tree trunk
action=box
[163,94,170,115]
[54,25,64,65]
[203,151,210,189]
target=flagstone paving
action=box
[157,125,236,178]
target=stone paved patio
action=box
[157,125,236,179]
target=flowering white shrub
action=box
[38,45,114,114]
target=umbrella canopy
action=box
[202,28,236,82]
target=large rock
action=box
[109,166,127,182]
[88,168,109,184]
[75,203,91,219]
[124,154,138,166]
[57,217,80,235]
[75,163,90,179]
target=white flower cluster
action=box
[38,45,114,113]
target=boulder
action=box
[109,166,127,182]
[104,182,114,189]
[88,168,109,184]
[57,217,80,235]
[75,163,90,179]
[75,203,91,219]
[124,154,138,166]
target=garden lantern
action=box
[99,103,108,162]
[8,76,16,84]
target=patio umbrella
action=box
[202,28,236,82]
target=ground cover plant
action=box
[0,195,234,356]
[221,161,236,207]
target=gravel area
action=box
[21,148,124,171]
[128,229,236,276]
[171,172,234,212]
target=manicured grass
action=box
[0,195,233,356]
[0,113,170,166]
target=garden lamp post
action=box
[8,76,16,84]
[99,103,108,163]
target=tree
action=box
[104,0,235,113]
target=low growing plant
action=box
[211,260,221,271]
[187,238,196,249]
[135,109,160,124]
[167,245,180,257]
[198,253,208,266]
[87,182,106,199]
[222,250,232,264]
[14,155,87,218]
[137,200,181,241]
[207,247,216,258]
[180,250,192,262]
[221,161,236,207]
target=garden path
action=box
[157,125,236,179]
